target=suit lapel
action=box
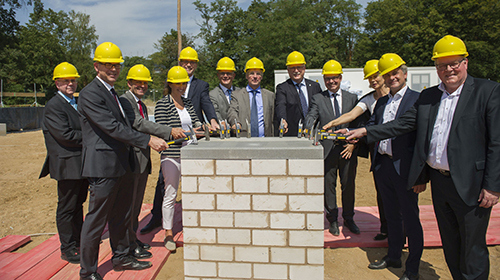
[322,91,335,120]
[450,75,474,134]
[219,86,230,108]
[426,88,444,143]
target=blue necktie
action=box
[70,99,77,110]
[333,92,341,130]
[227,88,232,102]
[296,83,308,116]
[250,90,259,137]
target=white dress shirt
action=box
[328,89,342,117]
[378,85,408,156]
[293,79,309,107]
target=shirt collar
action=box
[328,89,340,97]
[391,85,408,99]
[57,91,75,103]
[438,82,464,97]
[246,85,261,93]
[129,90,141,102]
[293,79,306,88]
[96,76,114,92]
[220,84,232,94]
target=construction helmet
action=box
[244,57,265,73]
[53,62,80,80]
[378,53,405,76]
[167,66,190,83]
[126,64,153,82]
[363,60,379,80]
[322,60,343,75]
[93,42,124,63]
[178,47,199,62]
[286,51,306,66]
[216,57,236,71]
[431,35,469,61]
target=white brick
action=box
[184,261,216,277]
[307,248,324,264]
[289,230,324,247]
[235,212,268,228]
[217,194,251,210]
[218,229,251,245]
[182,210,198,227]
[252,195,287,211]
[182,176,198,192]
[290,265,324,280]
[289,195,323,212]
[254,263,288,279]
[289,159,323,175]
[234,177,268,193]
[184,245,199,260]
[200,211,233,227]
[270,177,305,194]
[184,277,200,280]
[182,159,214,175]
[183,194,215,210]
[307,213,325,230]
[216,159,249,175]
[200,245,233,261]
[271,247,305,264]
[252,230,286,246]
[306,177,324,194]
[218,262,252,278]
[270,213,305,229]
[183,228,216,243]
[234,246,269,262]
[199,176,232,193]
[252,159,286,175]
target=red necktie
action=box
[138,100,145,119]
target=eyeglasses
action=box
[287,65,305,71]
[435,59,465,71]
[100,63,121,70]
[324,75,341,81]
[57,79,77,84]
[218,72,234,76]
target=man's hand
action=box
[412,184,426,194]
[345,127,367,141]
[148,136,168,152]
[170,127,186,139]
[323,120,336,130]
[340,144,355,159]
[478,189,500,208]
[210,119,220,131]
[281,119,288,134]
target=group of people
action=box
[39,34,498,280]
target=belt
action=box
[378,153,392,159]
[433,168,450,177]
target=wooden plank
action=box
[0,235,31,253]
[17,248,68,280]
[2,92,46,97]
[0,252,23,270]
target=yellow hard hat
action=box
[363,60,379,80]
[431,35,469,61]
[216,57,236,71]
[178,47,199,62]
[322,60,343,75]
[53,62,80,80]
[167,66,190,83]
[286,51,306,66]
[93,42,124,63]
[244,57,265,73]
[126,64,153,82]
[378,53,405,76]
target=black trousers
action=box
[128,171,149,250]
[373,154,423,274]
[56,179,88,252]
[149,168,165,221]
[80,173,135,277]
[324,145,358,223]
[430,168,491,280]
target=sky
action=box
[14,0,370,58]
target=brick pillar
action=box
[181,138,324,280]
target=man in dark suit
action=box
[78,42,168,280]
[347,35,500,280]
[209,57,240,122]
[363,54,423,280]
[39,62,88,264]
[305,60,359,236]
[275,51,322,136]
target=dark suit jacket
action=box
[275,78,322,136]
[305,89,358,157]
[187,77,217,123]
[39,93,84,181]
[78,78,150,178]
[367,87,419,180]
[119,90,172,174]
[367,75,500,205]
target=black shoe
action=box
[400,271,419,280]
[132,246,153,259]
[112,256,152,271]
[61,247,80,264]
[137,239,151,250]
[80,272,103,280]
[368,256,402,269]
[329,221,340,236]
[343,219,360,234]
[374,233,388,241]
[140,218,161,234]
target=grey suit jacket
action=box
[209,85,240,121]
[119,90,172,174]
[78,78,150,178]
[227,87,275,137]
[39,93,84,180]
[305,89,358,157]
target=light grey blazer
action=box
[209,85,240,121]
